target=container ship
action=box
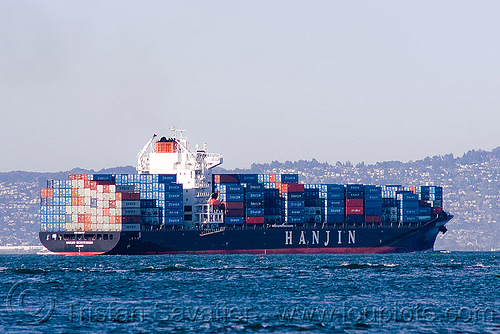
[39,130,452,255]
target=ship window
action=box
[97,234,102,240]
[103,234,108,240]
[184,206,192,212]
[109,234,113,240]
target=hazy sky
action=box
[1,1,499,172]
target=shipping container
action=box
[223,202,245,210]
[246,216,265,224]
[346,214,364,223]
[346,184,364,192]
[346,207,363,215]
[280,183,305,193]
[225,216,245,224]
[346,199,364,207]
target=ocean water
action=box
[0,252,499,333]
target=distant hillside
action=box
[1,149,499,251]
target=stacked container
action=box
[320,184,345,224]
[303,185,322,223]
[364,185,382,223]
[397,192,420,223]
[245,184,265,224]
[264,188,281,224]
[345,184,364,223]
[215,180,245,224]
[40,173,181,233]
[280,182,305,224]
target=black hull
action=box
[39,215,452,255]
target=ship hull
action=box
[39,216,451,255]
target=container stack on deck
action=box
[320,184,345,224]
[40,173,181,233]
[214,175,245,225]
[364,185,383,223]
[245,184,265,224]
[304,187,322,223]
[345,184,364,224]
[40,173,445,233]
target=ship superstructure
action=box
[137,129,223,228]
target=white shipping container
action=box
[66,206,72,214]
[109,208,116,216]
[77,180,84,188]
[103,200,109,209]
[109,185,116,193]
[115,201,122,208]
[72,180,78,188]
[91,207,97,216]
[91,215,97,224]
[91,190,97,198]
[97,185,103,193]
[97,193,104,201]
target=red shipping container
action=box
[116,192,140,200]
[275,182,281,189]
[269,174,276,183]
[103,208,110,216]
[280,183,304,193]
[246,216,265,224]
[69,174,77,181]
[222,202,244,210]
[218,174,238,183]
[40,188,53,198]
[84,214,91,223]
[72,197,84,206]
[84,180,91,188]
[84,222,91,231]
[346,199,364,207]
[97,180,114,186]
[109,200,116,208]
[77,174,88,181]
[432,207,443,215]
[71,189,78,197]
[346,207,363,215]
[103,185,110,193]
[90,181,97,190]
[365,216,382,223]
[121,216,141,224]
[78,214,85,223]
[225,209,244,217]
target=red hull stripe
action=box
[133,247,400,255]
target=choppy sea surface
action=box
[0,252,499,333]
